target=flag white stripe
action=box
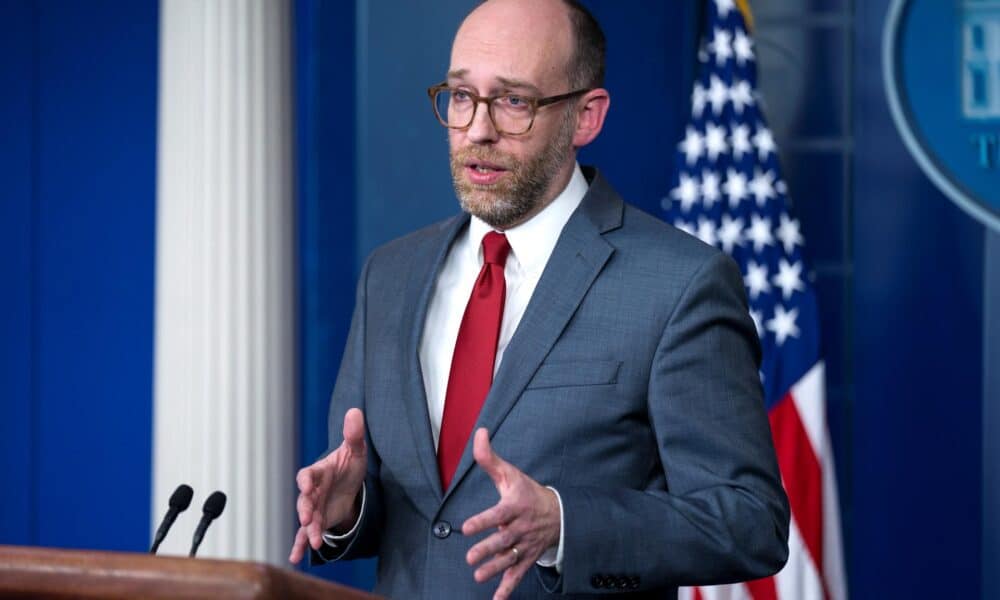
[790,362,827,456]
[775,516,825,599]
[822,432,848,600]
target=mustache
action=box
[451,146,517,170]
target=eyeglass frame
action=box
[426,83,592,135]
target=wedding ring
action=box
[510,546,520,563]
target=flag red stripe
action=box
[692,588,704,600]
[769,391,824,578]
[746,575,779,600]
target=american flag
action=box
[664,1,848,599]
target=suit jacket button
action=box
[432,521,451,539]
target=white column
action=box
[154,0,296,563]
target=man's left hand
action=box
[462,428,561,600]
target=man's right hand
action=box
[288,407,368,564]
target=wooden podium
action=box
[0,545,378,599]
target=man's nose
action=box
[465,102,499,143]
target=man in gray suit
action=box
[289,0,790,597]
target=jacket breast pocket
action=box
[524,359,621,390]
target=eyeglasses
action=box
[427,83,590,135]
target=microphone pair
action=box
[150,485,227,557]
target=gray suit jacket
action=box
[317,168,790,598]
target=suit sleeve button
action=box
[590,574,603,588]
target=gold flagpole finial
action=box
[735,0,755,32]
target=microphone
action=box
[150,484,193,554]
[189,491,227,557]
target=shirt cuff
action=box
[535,485,564,573]
[320,483,366,548]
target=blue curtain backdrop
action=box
[0,0,158,550]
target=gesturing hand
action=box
[288,408,368,564]
[462,428,562,600]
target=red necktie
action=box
[437,231,511,491]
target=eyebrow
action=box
[445,70,543,95]
[496,76,542,95]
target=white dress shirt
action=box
[326,163,589,572]
[419,163,588,450]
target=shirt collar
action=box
[467,162,589,272]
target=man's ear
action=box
[572,88,610,147]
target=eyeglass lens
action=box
[433,89,533,135]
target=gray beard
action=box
[450,112,575,230]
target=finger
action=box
[472,428,508,486]
[296,491,314,526]
[493,558,532,600]
[466,527,517,566]
[297,486,325,528]
[474,546,521,584]
[462,502,513,537]
[288,526,309,564]
[307,511,328,549]
[342,408,366,455]
[296,465,317,494]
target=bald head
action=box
[453,0,605,93]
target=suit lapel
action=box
[442,169,624,499]
[400,214,469,506]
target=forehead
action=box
[448,2,573,91]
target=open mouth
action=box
[465,160,509,184]
[467,160,507,172]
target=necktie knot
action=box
[482,231,511,266]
